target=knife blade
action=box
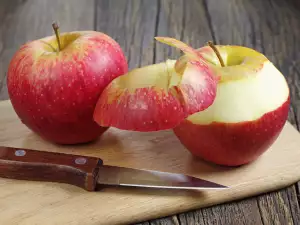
[0,146,227,191]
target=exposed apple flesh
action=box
[173,45,290,166]
[7,26,128,144]
[93,37,218,131]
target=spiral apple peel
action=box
[93,37,218,131]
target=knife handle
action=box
[0,146,103,191]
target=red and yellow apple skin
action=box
[173,45,290,166]
[7,31,128,144]
[93,37,218,131]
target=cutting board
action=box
[1,100,300,225]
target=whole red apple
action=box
[7,23,128,144]
[173,44,290,166]
[93,37,218,131]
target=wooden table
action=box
[1,0,300,224]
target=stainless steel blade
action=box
[97,165,228,190]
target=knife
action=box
[0,146,227,191]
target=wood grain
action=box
[178,198,264,225]
[155,0,213,63]
[96,0,159,70]
[1,0,300,224]
[1,98,300,225]
[257,186,300,225]
[0,0,95,100]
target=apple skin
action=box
[93,37,218,131]
[173,45,290,166]
[173,97,290,166]
[7,31,128,144]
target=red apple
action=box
[7,23,128,144]
[173,44,290,166]
[93,37,219,131]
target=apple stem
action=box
[52,22,62,52]
[207,41,225,67]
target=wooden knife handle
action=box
[0,146,103,191]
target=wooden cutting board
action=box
[1,100,300,225]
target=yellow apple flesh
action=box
[173,45,290,166]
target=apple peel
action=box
[155,37,209,75]
[93,38,218,132]
[155,37,202,62]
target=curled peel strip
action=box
[155,37,208,74]
[93,37,218,132]
[155,37,201,60]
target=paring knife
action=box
[0,146,228,191]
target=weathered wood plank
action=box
[139,197,264,225]
[0,0,24,100]
[1,0,300,225]
[258,186,300,225]
[150,216,178,225]
[135,215,179,225]
[96,0,159,70]
[155,0,213,63]
[0,0,95,100]
[204,0,300,224]
[179,198,264,225]
[286,0,300,10]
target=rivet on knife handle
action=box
[0,146,103,191]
